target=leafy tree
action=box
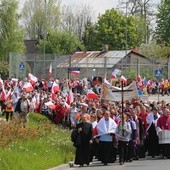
[84,8,138,51]
[118,0,156,44]
[21,0,60,39]
[155,0,170,44]
[0,0,25,60]
[61,4,94,42]
[38,29,84,55]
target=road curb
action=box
[47,161,74,170]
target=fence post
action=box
[168,57,170,79]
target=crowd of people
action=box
[0,75,170,167]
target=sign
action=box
[19,63,25,71]
[155,69,163,78]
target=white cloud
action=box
[61,0,118,15]
[18,0,119,15]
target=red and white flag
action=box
[28,73,38,83]
[23,82,34,92]
[94,117,117,138]
[48,63,52,76]
[86,89,98,99]
[45,101,56,110]
[121,75,127,84]
[111,72,117,79]
[51,81,60,94]
[0,78,3,86]
[137,75,142,82]
[70,71,80,76]
[1,85,6,101]
[66,89,74,105]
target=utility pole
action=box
[43,0,47,77]
[125,0,128,75]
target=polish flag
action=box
[48,63,52,76]
[86,89,98,99]
[1,85,6,101]
[137,75,142,82]
[70,71,80,76]
[45,101,56,110]
[94,117,117,138]
[28,73,38,83]
[66,89,74,105]
[51,81,60,94]
[111,72,117,79]
[0,78,3,86]
[23,82,34,92]
[121,75,127,84]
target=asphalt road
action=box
[145,94,170,103]
[67,157,170,170]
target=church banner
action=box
[100,81,138,101]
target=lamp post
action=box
[125,0,128,74]
[43,0,47,77]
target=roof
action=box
[24,40,39,54]
[56,50,132,68]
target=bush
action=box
[29,113,49,123]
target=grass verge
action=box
[0,113,75,170]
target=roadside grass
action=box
[0,113,75,170]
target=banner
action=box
[100,81,138,101]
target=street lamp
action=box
[43,0,47,77]
[125,0,128,74]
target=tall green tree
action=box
[155,0,170,44]
[83,8,138,51]
[0,0,24,60]
[21,0,60,39]
[38,29,84,55]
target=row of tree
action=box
[0,0,170,63]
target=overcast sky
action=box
[18,0,160,16]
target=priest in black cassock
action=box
[74,113,93,167]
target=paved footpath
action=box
[50,156,170,170]
[148,94,170,103]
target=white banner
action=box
[100,81,138,101]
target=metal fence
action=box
[9,52,169,80]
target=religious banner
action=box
[100,81,138,101]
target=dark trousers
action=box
[118,140,129,163]
[5,111,13,122]
[98,141,112,164]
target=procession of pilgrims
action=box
[0,74,170,167]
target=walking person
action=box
[95,110,117,165]
[15,94,30,128]
[74,113,93,167]
[4,94,14,124]
[116,114,132,165]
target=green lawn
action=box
[0,113,75,170]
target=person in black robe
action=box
[145,122,159,157]
[74,113,93,167]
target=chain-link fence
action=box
[9,52,169,80]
